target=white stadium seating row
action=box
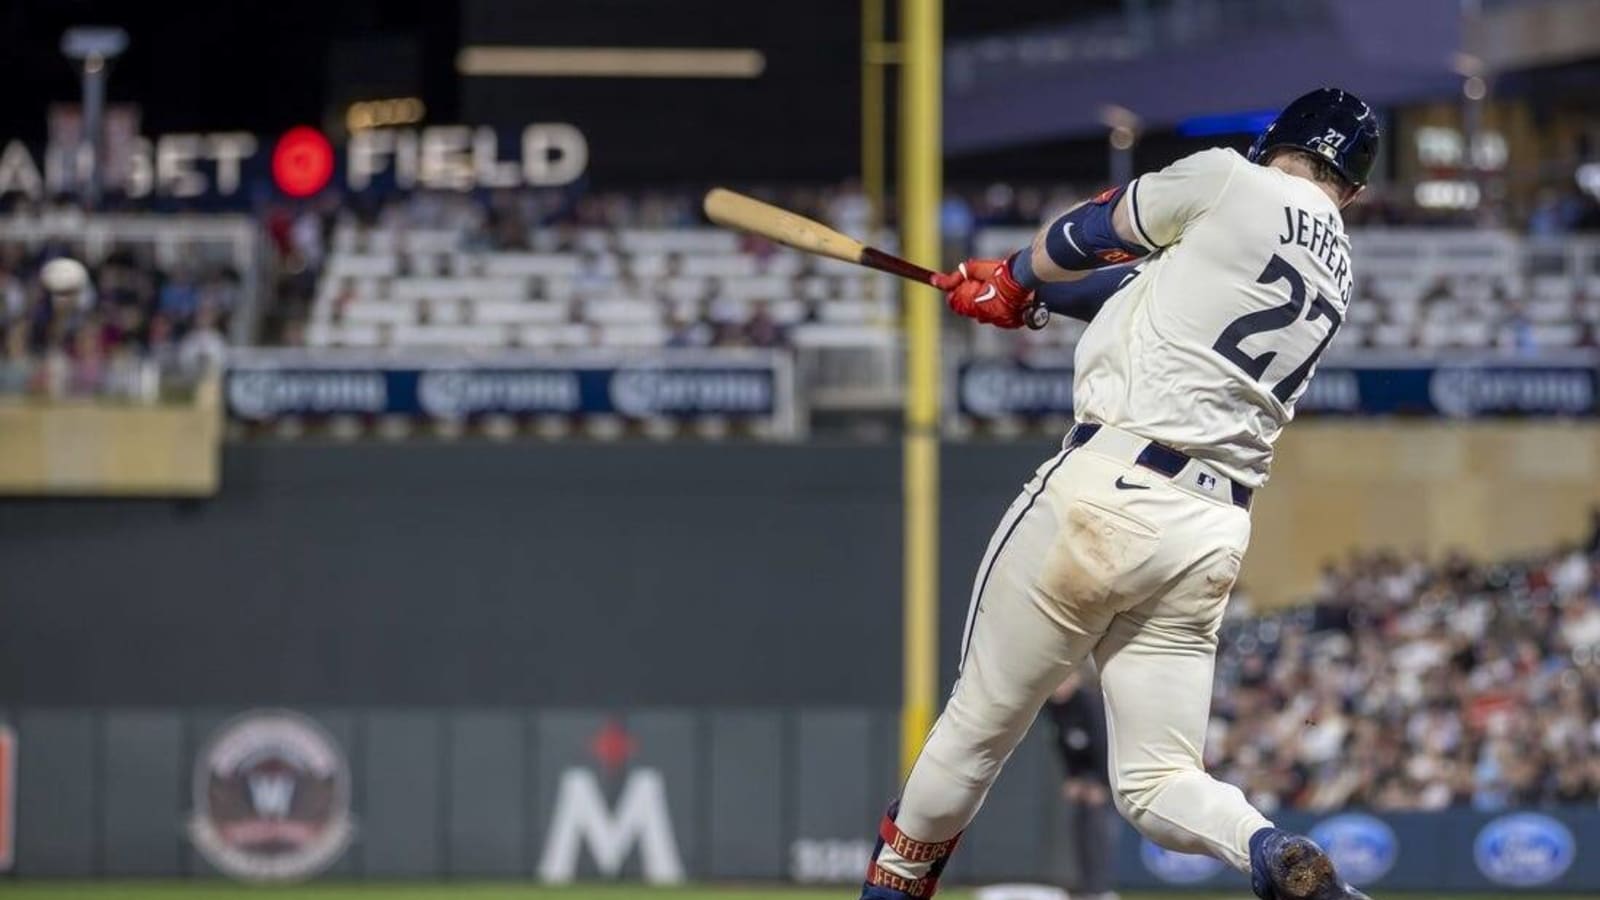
[313,225,1600,351]
[312,221,902,348]
[320,272,882,304]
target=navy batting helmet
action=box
[1247,88,1380,188]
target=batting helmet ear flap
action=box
[1249,88,1381,188]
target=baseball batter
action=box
[860,89,1381,900]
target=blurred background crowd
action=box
[5,174,1600,394]
[0,239,237,397]
[1214,514,1600,812]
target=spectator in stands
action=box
[1528,187,1600,236]
[827,179,872,241]
[0,253,25,321]
[287,178,1600,355]
[487,192,531,251]
[667,308,714,348]
[0,319,32,392]
[738,300,786,348]
[145,314,178,370]
[1500,300,1537,353]
[99,248,154,316]
[198,265,242,320]
[157,263,201,323]
[177,300,228,375]
[941,193,976,261]
[29,266,89,353]
[0,240,238,397]
[101,297,147,350]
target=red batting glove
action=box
[934,258,1034,329]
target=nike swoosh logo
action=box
[973,285,997,303]
[1062,221,1085,255]
[1114,476,1149,491]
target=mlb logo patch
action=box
[1196,473,1217,490]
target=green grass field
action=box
[0,886,1578,900]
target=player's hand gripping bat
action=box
[702,188,1050,330]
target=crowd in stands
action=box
[1212,514,1600,811]
[1346,273,1600,353]
[278,182,1600,354]
[2,176,1599,386]
[0,240,237,397]
[283,187,899,353]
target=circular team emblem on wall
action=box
[188,710,354,882]
[1474,813,1575,887]
[1310,813,1398,886]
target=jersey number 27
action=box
[1212,253,1341,403]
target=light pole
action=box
[60,26,129,210]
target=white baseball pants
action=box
[877,425,1272,881]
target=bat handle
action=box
[1023,302,1050,331]
[861,245,1051,331]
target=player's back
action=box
[1072,147,1354,487]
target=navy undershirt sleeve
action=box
[1033,267,1139,322]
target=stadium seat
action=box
[482,254,584,277]
[304,225,1600,354]
[583,300,665,325]
[327,254,399,278]
[470,300,572,325]
[341,301,417,326]
[682,255,759,278]
[514,323,595,347]
[390,324,511,347]
[818,300,882,324]
[599,323,671,346]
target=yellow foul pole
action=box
[899,0,941,779]
[861,0,887,232]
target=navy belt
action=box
[1066,423,1253,511]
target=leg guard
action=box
[860,800,963,900]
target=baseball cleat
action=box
[1249,828,1372,900]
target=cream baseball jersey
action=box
[1071,147,1355,487]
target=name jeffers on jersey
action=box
[1277,205,1352,303]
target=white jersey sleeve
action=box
[1124,147,1240,250]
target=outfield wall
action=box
[4,431,1598,708]
[3,435,1599,890]
[0,705,1595,893]
[0,441,1048,707]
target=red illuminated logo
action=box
[588,719,637,773]
[272,126,334,198]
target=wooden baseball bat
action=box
[702,188,1048,329]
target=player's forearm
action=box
[1008,187,1151,288]
[1034,266,1139,322]
[1023,217,1091,285]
